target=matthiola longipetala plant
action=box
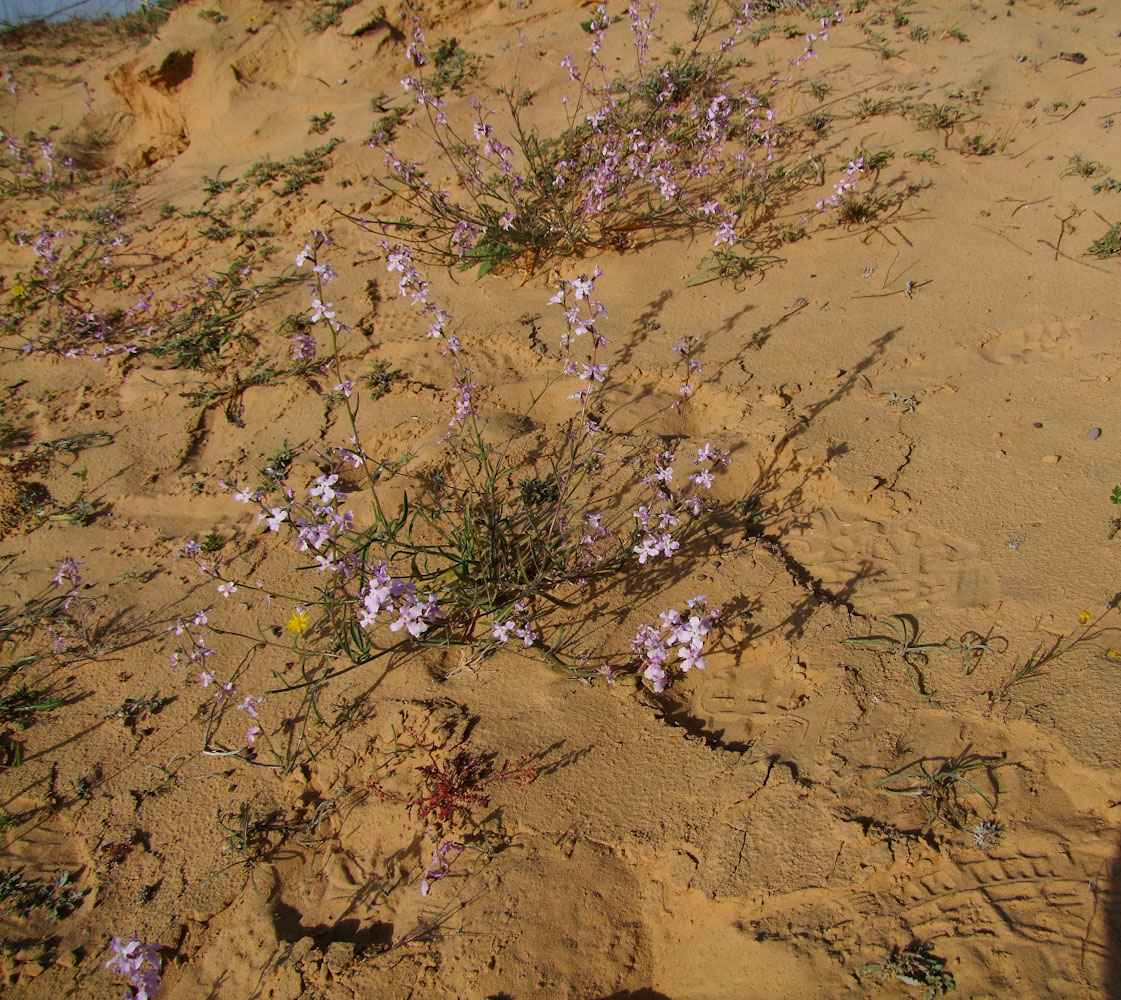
[178,221,730,772]
[355,1,844,276]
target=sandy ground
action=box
[1,0,1120,997]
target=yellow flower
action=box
[10,283,26,300]
[1107,649,1121,661]
[1079,610,1092,625]
[285,607,310,635]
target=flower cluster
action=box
[105,937,162,1000]
[817,156,865,212]
[631,442,729,565]
[631,596,720,693]
[419,838,464,897]
[490,599,538,647]
[358,562,446,639]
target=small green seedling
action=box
[843,614,948,697]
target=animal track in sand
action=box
[974,315,1089,366]
[782,507,1000,615]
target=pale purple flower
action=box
[105,937,161,1000]
[261,507,288,532]
[53,556,83,589]
[309,474,341,503]
[310,298,335,324]
[216,581,237,598]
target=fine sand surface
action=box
[1,1,1120,997]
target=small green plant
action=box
[905,148,938,163]
[849,146,895,176]
[429,37,483,98]
[517,476,560,507]
[1093,177,1121,195]
[689,248,785,289]
[200,531,223,554]
[152,259,297,369]
[875,747,1001,835]
[1063,154,1108,179]
[198,8,227,23]
[240,140,342,197]
[946,27,968,42]
[308,0,359,32]
[988,607,1119,710]
[803,79,830,101]
[1089,221,1121,259]
[913,103,963,146]
[850,96,897,120]
[860,940,956,998]
[0,685,65,729]
[910,24,929,41]
[843,615,949,697]
[259,440,297,491]
[308,112,335,136]
[961,132,997,156]
[951,630,1007,675]
[1109,484,1121,539]
[207,805,284,894]
[0,868,84,921]
[362,360,407,400]
[105,694,166,734]
[805,110,832,136]
[368,101,410,146]
[837,195,881,226]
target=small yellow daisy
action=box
[1079,610,1092,625]
[285,607,311,635]
[10,283,26,300]
[1106,649,1121,661]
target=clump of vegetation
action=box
[0,684,64,729]
[428,37,483,98]
[875,747,1001,835]
[308,0,360,32]
[860,940,956,998]
[913,103,963,146]
[960,132,997,156]
[105,694,166,734]
[0,869,84,921]
[1063,153,1108,179]
[362,360,407,399]
[1088,220,1121,259]
[308,112,335,135]
[240,140,342,197]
